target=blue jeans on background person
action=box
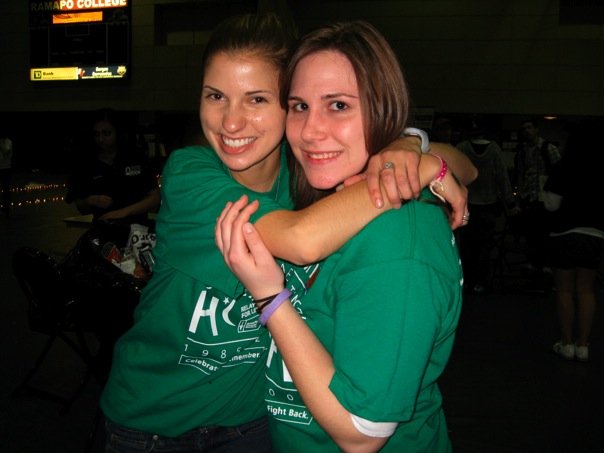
[105,416,271,452]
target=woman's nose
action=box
[222,104,246,133]
[300,109,325,142]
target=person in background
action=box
[66,108,160,224]
[431,116,454,144]
[0,125,13,216]
[217,20,463,452]
[457,120,520,293]
[101,14,475,453]
[514,118,561,272]
[544,120,604,362]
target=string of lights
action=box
[0,182,66,210]
[10,183,65,192]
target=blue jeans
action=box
[105,416,271,452]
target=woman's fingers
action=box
[366,150,423,209]
[365,156,385,208]
[240,222,286,296]
[380,166,403,209]
[215,201,233,252]
[217,195,249,253]
[441,172,468,229]
[227,200,259,262]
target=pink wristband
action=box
[259,288,291,326]
[429,154,448,203]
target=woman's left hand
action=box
[215,195,285,299]
[341,136,422,209]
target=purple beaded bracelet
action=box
[259,288,292,326]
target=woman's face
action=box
[93,120,117,152]
[200,52,286,185]
[286,50,367,190]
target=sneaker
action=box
[575,344,589,362]
[553,342,575,360]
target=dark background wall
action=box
[0,0,602,170]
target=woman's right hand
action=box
[216,195,285,299]
[86,194,113,209]
[438,168,469,230]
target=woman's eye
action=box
[289,102,308,112]
[205,92,223,101]
[252,96,267,104]
[329,101,348,111]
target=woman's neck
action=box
[98,148,117,165]
[230,152,281,193]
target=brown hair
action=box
[281,21,410,209]
[201,13,296,85]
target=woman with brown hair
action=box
[218,21,463,452]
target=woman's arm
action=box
[219,153,461,265]
[259,152,468,263]
[431,142,478,185]
[217,220,392,453]
[268,302,388,452]
[73,194,113,214]
[364,139,477,205]
[99,187,161,221]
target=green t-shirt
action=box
[268,193,463,452]
[101,144,310,436]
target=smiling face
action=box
[200,52,286,190]
[285,50,368,190]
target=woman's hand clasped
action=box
[215,195,285,299]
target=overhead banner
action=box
[31,0,128,12]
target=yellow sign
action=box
[30,65,128,81]
[30,67,79,81]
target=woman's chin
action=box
[307,176,342,191]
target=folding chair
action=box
[12,246,97,414]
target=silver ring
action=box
[383,161,394,170]
[462,213,470,223]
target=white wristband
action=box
[403,127,430,154]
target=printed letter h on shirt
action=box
[189,290,219,336]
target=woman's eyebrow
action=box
[201,85,222,92]
[288,92,358,101]
[323,92,358,100]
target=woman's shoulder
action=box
[346,196,450,255]
[163,145,222,175]
[167,145,217,164]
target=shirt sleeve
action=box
[350,414,397,437]
[153,146,290,294]
[160,146,287,223]
[327,205,459,423]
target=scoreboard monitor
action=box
[29,0,131,81]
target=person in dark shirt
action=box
[66,109,160,224]
[544,120,604,362]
